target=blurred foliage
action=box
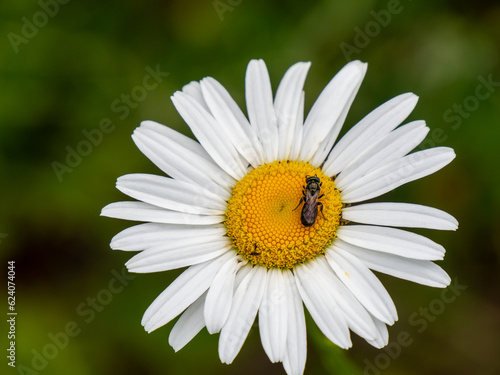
[1,0,499,374]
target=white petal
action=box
[181,81,209,111]
[125,239,232,273]
[365,316,389,349]
[308,96,353,167]
[245,59,279,162]
[142,252,234,333]
[172,91,248,179]
[201,77,263,166]
[336,225,445,260]
[259,268,288,363]
[101,201,224,225]
[274,62,311,161]
[204,256,244,334]
[168,293,206,352]
[140,119,212,160]
[110,223,226,251]
[116,173,226,215]
[341,147,456,203]
[323,93,419,177]
[309,62,368,167]
[219,266,268,364]
[299,60,367,163]
[133,123,233,200]
[294,262,351,349]
[342,202,458,231]
[326,248,398,325]
[232,262,252,288]
[289,91,305,161]
[282,271,307,375]
[309,257,380,342]
[335,120,429,190]
[341,241,451,287]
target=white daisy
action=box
[101,59,457,375]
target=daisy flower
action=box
[101,59,457,375]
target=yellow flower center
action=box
[225,160,342,269]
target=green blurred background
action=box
[1,0,499,374]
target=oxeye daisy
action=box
[101,59,457,375]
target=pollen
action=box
[225,160,342,269]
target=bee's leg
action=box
[318,202,325,219]
[318,193,324,199]
[293,197,305,211]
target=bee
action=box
[294,175,324,227]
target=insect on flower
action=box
[102,59,458,375]
[294,175,324,227]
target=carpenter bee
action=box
[294,175,324,227]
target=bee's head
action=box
[305,175,321,192]
[305,175,321,185]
